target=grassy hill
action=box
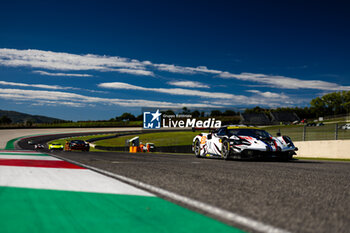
[0,109,64,123]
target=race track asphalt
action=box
[18,134,350,233]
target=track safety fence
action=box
[267,122,350,142]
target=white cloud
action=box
[0,48,151,76]
[218,72,350,91]
[0,48,348,91]
[200,98,298,108]
[0,85,305,109]
[33,70,93,77]
[0,80,72,90]
[153,64,221,75]
[98,82,243,99]
[167,81,210,88]
[31,100,88,108]
[246,90,288,99]
[0,80,107,94]
[97,82,305,107]
[153,64,196,74]
[0,88,220,108]
[107,68,154,76]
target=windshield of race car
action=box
[70,140,86,144]
[228,129,272,139]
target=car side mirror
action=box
[207,134,212,140]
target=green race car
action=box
[48,143,64,150]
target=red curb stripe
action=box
[0,159,85,169]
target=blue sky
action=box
[0,0,349,121]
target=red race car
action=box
[65,140,90,152]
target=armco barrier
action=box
[94,146,127,151]
[155,145,192,153]
[294,140,350,159]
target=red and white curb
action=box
[0,151,153,196]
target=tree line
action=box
[244,91,350,119]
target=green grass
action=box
[48,134,116,152]
[94,131,205,147]
[264,122,350,141]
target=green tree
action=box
[310,92,348,117]
[210,110,222,117]
[116,113,136,121]
[223,110,236,116]
[244,106,267,114]
[181,107,191,115]
[343,91,350,113]
[191,110,200,118]
[136,114,143,121]
[25,119,33,127]
[161,110,176,116]
[0,115,12,125]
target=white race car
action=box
[192,126,298,160]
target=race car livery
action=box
[192,126,297,160]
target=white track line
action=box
[51,153,290,233]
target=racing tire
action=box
[221,140,230,160]
[194,139,201,158]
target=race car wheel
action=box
[222,140,230,160]
[194,139,201,158]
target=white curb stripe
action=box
[0,166,153,196]
[51,154,290,233]
[0,155,61,161]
